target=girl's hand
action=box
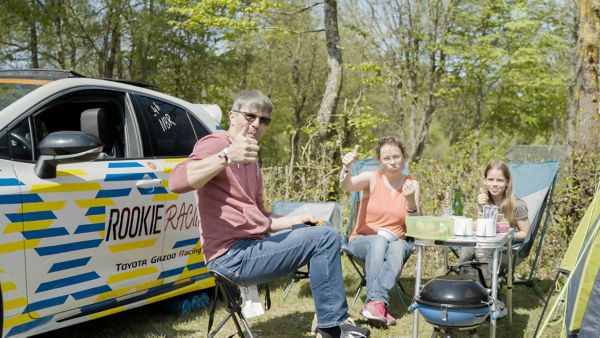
[477,187,490,206]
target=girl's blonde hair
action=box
[484,160,518,226]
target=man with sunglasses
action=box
[169,90,369,338]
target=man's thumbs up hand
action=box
[227,124,259,164]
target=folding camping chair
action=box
[341,158,410,307]
[271,200,343,299]
[207,271,254,338]
[504,161,560,301]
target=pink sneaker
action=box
[384,307,396,326]
[360,300,386,324]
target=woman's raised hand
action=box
[342,145,359,167]
[403,178,418,199]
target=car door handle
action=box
[136,178,163,189]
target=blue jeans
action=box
[207,225,348,328]
[348,234,414,305]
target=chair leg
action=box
[208,275,254,338]
[394,282,407,308]
[352,282,363,306]
[283,278,296,299]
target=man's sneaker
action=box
[340,318,370,338]
[384,307,396,326]
[359,300,386,324]
[315,318,370,338]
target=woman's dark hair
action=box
[374,137,406,160]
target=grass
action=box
[35,248,566,338]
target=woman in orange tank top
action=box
[340,137,420,326]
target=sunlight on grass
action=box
[37,250,565,338]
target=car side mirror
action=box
[35,131,103,179]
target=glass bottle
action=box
[441,188,452,217]
[452,187,464,216]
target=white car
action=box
[0,69,218,337]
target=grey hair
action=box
[231,89,272,115]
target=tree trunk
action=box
[29,0,39,68]
[316,0,343,136]
[568,0,600,158]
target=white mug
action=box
[453,217,473,236]
[476,218,494,237]
[485,220,496,237]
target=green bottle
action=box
[452,187,464,216]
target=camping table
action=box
[412,229,514,338]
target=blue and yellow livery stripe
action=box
[85,206,106,215]
[95,287,133,301]
[108,238,157,252]
[158,267,185,279]
[152,193,179,201]
[22,220,54,231]
[187,262,206,271]
[0,193,42,204]
[72,285,112,300]
[30,182,102,193]
[4,297,27,311]
[49,257,92,273]
[6,315,53,337]
[105,173,157,181]
[35,239,103,256]
[173,238,199,249]
[6,211,57,222]
[22,227,69,240]
[36,271,101,292]
[19,201,66,212]
[75,198,115,208]
[57,169,88,176]
[23,295,69,312]
[107,266,159,284]
[0,239,41,254]
[75,222,104,233]
[96,188,132,198]
[108,162,144,168]
[2,281,17,291]
[0,178,24,186]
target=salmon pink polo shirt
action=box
[168,130,271,262]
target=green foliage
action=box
[167,0,273,33]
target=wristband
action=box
[218,147,233,165]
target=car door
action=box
[130,94,212,288]
[10,89,167,319]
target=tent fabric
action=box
[537,185,600,337]
[563,197,600,336]
[578,268,600,337]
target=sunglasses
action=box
[233,110,272,126]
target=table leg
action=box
[491,247,498,338]
[413,245,422,338]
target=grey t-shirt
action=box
[514,198,528,221]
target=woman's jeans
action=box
[347,234,414,305]
[207,225,348,328]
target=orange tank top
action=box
[351,171,409,240]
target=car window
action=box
[32,90,127,160]
[133,95,206,157]
[10,118,33,161]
